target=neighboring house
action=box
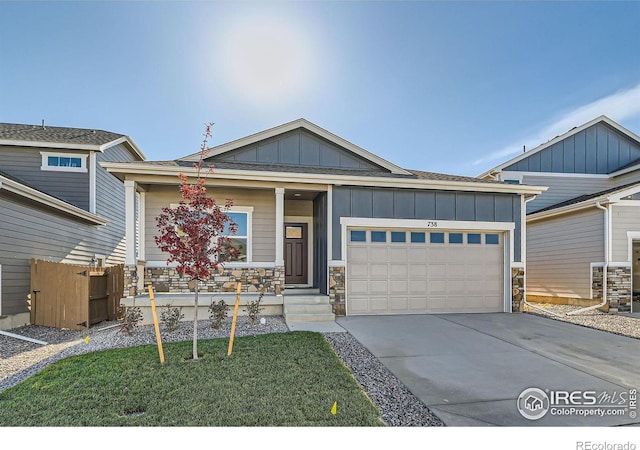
[103,118,543,321]
[0,122,145,329]
[479,115,640,313]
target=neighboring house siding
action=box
[95,144,136,265]
[517,174,612,213]
[612,169,640,187]
[610,204,640,262]
[527,209,604,299]
[505,124,640,174]
[144,186,276,263]
[213,130,387,172]
[0,145,90,209]
[332,187,522,261]
[0,192,117,315]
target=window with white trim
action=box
[41,152,87,172]
[169,204,253,263]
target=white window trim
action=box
[40,151,88,172]
[168,204,254,263]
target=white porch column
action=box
[124,180,137,265]
[88,152,97,214]
[275,187,285,266]
[139,191,146,261]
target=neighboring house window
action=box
[41,152,87,172]
[503,179,520,184]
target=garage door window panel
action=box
[468,233,482,244]
[391,231,406,242]
[371,231,387,242]
[411,232,426,243]
[430,232,445,244]
[486,234,500,245]
[449,233,463,244]
[350,230,366,242]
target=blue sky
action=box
[1,1,640,177]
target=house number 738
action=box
[426,221,438,228]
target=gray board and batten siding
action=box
[211,129,389,172]
[331,186,522,262]
[0,144,136,316]
[505,123,640,174]
[0,145,90,209]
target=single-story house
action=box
[479,115,640,313]
[103,118,545,322]
[0,122,145,330]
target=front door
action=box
[284,223,308,285]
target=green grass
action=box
[0,332,385,427]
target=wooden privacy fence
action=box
[30,259,124,330]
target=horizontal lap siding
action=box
[0,146,89,209]
[613,170,640,187]
[521,175,612,213]
[527,209,604,299]
[611,204,640,262]
[144,186,276,263]
[96,144,134,265]
[0,193,117,315]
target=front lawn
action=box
[0,331,384,426]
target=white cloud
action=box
[473,82,640,170]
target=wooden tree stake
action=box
[227,282,242,356]
[149,286,165,364]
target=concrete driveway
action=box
[337,313,640,426]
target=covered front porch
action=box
[122,179,331,303]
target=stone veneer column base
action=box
[144,266,285,295]
[512,267,525,312]
[124,265,138,298]
[592,265,631,312]
[329,266,346,316]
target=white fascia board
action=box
[0,139,101,151]
[477,115,618,179]
[607,184,640,202]
[100,136,146,161]
[0,175,108,225]
[500,170,609,179]
[179,118,411,175]
[102,162,547,196]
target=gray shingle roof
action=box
[0,122,124,146]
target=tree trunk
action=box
[193,280,199,360]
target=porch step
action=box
[285,287,320,295]
[283,293,335,324]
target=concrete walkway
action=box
[337,313,640,426]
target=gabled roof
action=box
[0,122,146,160]
[178,118,412,175]
[528,181,640,221]
[478,115,640,178]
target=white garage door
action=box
[347,229,505,315]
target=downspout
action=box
[522,195,566,317]
[567,201,608,315]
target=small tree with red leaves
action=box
[155,123,236,360]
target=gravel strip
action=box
[524,303,640,339]
[0,317,443,426]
